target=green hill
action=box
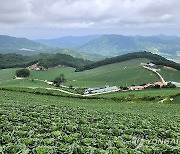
[0,35,55,55]
[0,58,179,88]
[80,52,180,71]
[64,59,159,87]
[26,59,168,87]
[0,68,18,82]
[27,58,180,87]
[159,67,180,82]
[0,52,179,88]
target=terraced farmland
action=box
[0,90,180,153]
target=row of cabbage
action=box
[0,99,180,154]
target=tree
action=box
[122,86,129,90]
[16,69,30,77]
[53,74,65,87]
[69,85,73,89]
[162,82,176,88]
[153,85,160,89]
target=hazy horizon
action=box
[1,33,180,40]
[1,0,180,39]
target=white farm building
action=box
[84,86,119,94]
[169,81,180,87]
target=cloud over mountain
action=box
[0,0,180,38]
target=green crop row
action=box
[0,90,180,153]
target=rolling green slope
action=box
[0,68,18,82]
[0,79,50,88]
[29,58,179,87]
[29,67,75,81]
[81,51,180,71]
[26,58,159,87]
[1,58,179,88]
[160,67,180,82]
[64,59,159,87]
[0,89,179,153]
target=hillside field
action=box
[0,57,180,153]
[0,68,18,82]
[0,58,179,89]
[160,67,180,82]
[29,58,157,87]
[97,88,180,99]
[0,79,51,88]
[28,58,180,87]
[0,89,179,153]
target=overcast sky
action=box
[0,0,180,39]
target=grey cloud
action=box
[0,0,180,36]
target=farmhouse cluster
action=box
[27,63,66,71]
[27,63,46,71]
[129,81,165,91]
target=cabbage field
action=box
[0,89,180,153]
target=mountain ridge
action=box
[0,35,102,61]
[0,35,55,55]
[35,35,101,49]
[34,34,180,62]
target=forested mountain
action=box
[1,34,179,62]
[0,53,92,70]
[0,35,103,61]
[80,52,180,71]
[35,35,101,49]
[77,35,180,60]
[34,34,180,62]
[0,35,55,55]
[54,49,104,61]
[78,35,137,56]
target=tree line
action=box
[0,53,92,70]
[78,51,180,71]
[1,52,179,71]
